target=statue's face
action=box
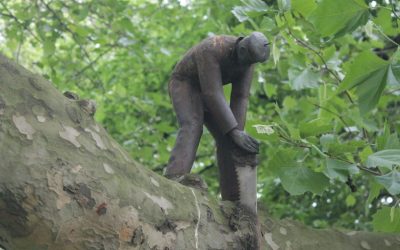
[248,32,270,63]
[238,32,270,64]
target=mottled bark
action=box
[0,53,398,250]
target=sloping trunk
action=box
[0,53,398,250]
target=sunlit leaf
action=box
[291,0,316,18]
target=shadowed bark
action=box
[0,53,399,250]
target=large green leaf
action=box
[372,206,400,233]
[339,51,390,91]
[373,8,400,36]
[339,51,393,113]
[308,0,369,37]
[288,68,320,90]
[374,170,400,195]
[291,0,316,18]
[280,166,330,195]
[232,0,268,22]
[325,159,359,182]
[367,149,400,170]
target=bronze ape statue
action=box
[165,32,270,214]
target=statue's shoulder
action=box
[194,35,237,54]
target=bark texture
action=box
[0,53,399,250]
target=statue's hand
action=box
[228,129,259,154]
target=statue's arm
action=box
[195,50,238,134]
[230,66,254,130]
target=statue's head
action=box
[237,32,270,64]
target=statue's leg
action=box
[204,113,240,201]
[165,78,204,177]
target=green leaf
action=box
[374,171,400,195]
[366,180,382,206]
[339,51,389,91]
[320,134,336,152]
[308,0,369,37]
[345,194,356,207]
[288,68,320,90]
[367,149,400,170]
[325,159,359,182]
[280,166,330,195]
[268,148,300,174]
[300,118,333,137]
[372,206,400,233]
[43,39,55,56]
[339,51,392,113]
[291,0,317,18]
[272,37,280,65]
[355,67,388,113]
[373,8,399,36]
[277,0,290,12]
[232,0,268,22]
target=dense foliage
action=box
[0,0,399,233]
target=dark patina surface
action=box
[165,32,269,206]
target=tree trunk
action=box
[0,53,398,250]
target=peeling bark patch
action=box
[156,219,177,234]
[346,231,357,236]
[150,177,160,187]
[47,170,71,209]
[384,239,392,246]
[174,221,191,231]
[92,124,100,132]
[85,128,106,150]
[71,164,82,174]
[32,105,46,122]
[63,183,96,209]
[59,126,81,147]
[360,241,371,250]
[285,241,292,250]
[103,163,114,174]
[96,202,107,215]
[279,227,287,235]
[264,233,279,250]
[37,116,46,122]
[144,192,173,214]
[131,226,145,247]
[12,115,35,140]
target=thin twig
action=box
[0,2,40,41]
[374,23,400,47]
[390,0,400,20]
[285,29,354,104]
[197,164,215,175]
[309,102,349,128]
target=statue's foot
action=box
[165,173,208,191]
